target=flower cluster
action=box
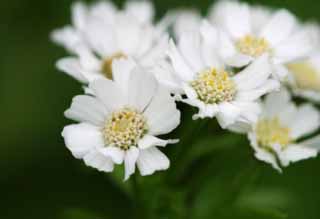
[52,0,320,179]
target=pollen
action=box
[103,107,148,151]
[287,61,320,92]
[190,68,236,104]
[236,35,269,57]
[101,53,127,80]
[256,117,292,150]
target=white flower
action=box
[61,59,181,180]
[249,89,320,172]
[209,0,314,79]
[164,21,279,130]
[286,24,320,103]
[170,9,202,39]
[51,1,168,83]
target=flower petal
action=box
[260,9,297,47]
[138,135,179,149]
[98,146,125,165]
[279,144,318,167]
[128,67,158,111]
[290,104,320,139]
[56,57,88,83]
[137,147,170,176]
[83,150,114,172]
[64,95,109,126]
[233,54,272,90]
[124,147,140,180]
[144,86,180,135]
[178,30,204,73]
[216,102,241,128]
[301,135,320,150]
[167,39,195,82]
[89,78,126,111]
[62,123,104,159]
[235,79,279,101]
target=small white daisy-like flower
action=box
[62,59,181,180]
[51,1,168,83]
[249,89,320,172]
[209,0,314,79]
[287,24,320,103]
[164,21,279,130]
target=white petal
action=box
[112,58,137,95]
[128,67,158,111]
[51,26,82,52]
[64,95,108,126]
[192,103,219,120]
[279,144,318,167]
[290,104,320,139]
[216,102,241,128]
[62,123,104,159]
[215,1,251,39]
[178,31,204,73]
[137,147,170,176]
[167,39,195,82]
[138,135,179,149]
[89,78,126,111]
[71,2,88,30]
[260,9,297,47]
[263,88,292,118]
[248,133,282,172]
[144,87,181,135]
[301,135,320,150]
[124,147,140,180]
[85,19,117,57]
[56,57,88,83]
[225,53,253,68]
[274,30,313,64]
[124,1,154,24]
[83,150,114,172]
[232,101,261,125]
[233,54,272,90]
[98,146,125,165]
[235,79,279,101]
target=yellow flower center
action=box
[101,53,127,80]
[256,117,292,150]
[190,68,236,104]
[287,61,320,92]
[103,107,148,150]
[236,35,269,57]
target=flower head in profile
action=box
[249,89,320,171]
[164,21,279,130]
[287,23,320,103]
[62,59,180,180]
[51,1,168,83]
[209,0,314,79]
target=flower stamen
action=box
[103,107,148,150]
[190,68,236,104]
[256,117,292,150]
[236,35,269,57]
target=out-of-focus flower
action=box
[164,21,279,130]
[287,23,320,103]
[62,59,180,180]
[209,0,314,80]
[51,1,168,83]
[249,89,320,171]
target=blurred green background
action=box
[1,0,320,218]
